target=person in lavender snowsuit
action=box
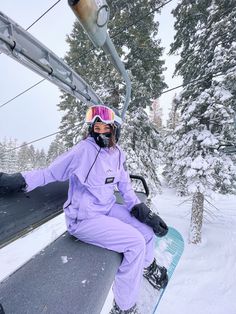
[0,105,168,314]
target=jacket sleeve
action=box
[22,146,79,192]
[117,150,140,211]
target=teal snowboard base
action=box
[138,227,184,313]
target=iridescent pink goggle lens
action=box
[85,105,115,124]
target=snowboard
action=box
[138,227,184,313]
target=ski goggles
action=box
[85,105,115,124]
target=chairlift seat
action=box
[0,177,148,314]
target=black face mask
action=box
[91,131,112,148]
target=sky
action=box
[0,0,181,150]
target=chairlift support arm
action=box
[68,0,131,121]
[0,11,102,106]
[102,36,131,120]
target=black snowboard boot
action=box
[109,301,140,314]
[143,258,168,290]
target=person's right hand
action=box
[0,172,26,195]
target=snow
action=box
[1,182,236,314]
[61,255,69,264]
[196,130,218,146]
[101,180,236,314]
[191,155,208,170]
[214,86,232,102]
[0,213,66,283]
[155,186,236,314]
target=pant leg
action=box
[70,215,146,310]
[108,203,155,268]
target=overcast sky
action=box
[0,0,181,150]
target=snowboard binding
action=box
[143,258,168,290]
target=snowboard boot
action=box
[143,258,168,290]
[109,301,140,314]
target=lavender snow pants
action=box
[69,204,155,310]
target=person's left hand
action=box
[131,203,168,237]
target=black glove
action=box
[131,203,168,237]
[0,172,26,195]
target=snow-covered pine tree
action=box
[47,134,66,164]
[165,0,236,243]
[28,145,37,169]
[150,99,163,129]
[120,108,162,194]
[58,0,167,195]
[17,143,37,171]
[17,143,30,171]
[0,138,18,173]
[0,141,5,171]
[166,94,180,130]
[34,149,47,169]
[163,95,181,183]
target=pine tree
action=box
[34,149,47,169]
[165,0,236,243]
[0,141,5,171]
[150,99,163,129]
[120,108,162,195]
[166,94,180,130]
[0,138,18,173]
[17,143,30,171]
[47,134,66,164]
[17,143,36,171]
[28,145,37,169]
[58,0,167,195]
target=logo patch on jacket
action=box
[105,177,115,184]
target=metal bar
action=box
[68,0,131,120]
[0,32,15,48]
[102,36,131,120]
[0,11,102,106]
[130,175,150,197]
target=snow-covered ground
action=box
[101,182,236,314]
[155,186,236,314]
[1,182,236,314]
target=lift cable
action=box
[5,69,233,153]
[0,0,63,109]
[1,58,234,111]
[0,0,174,110]
[3,122,82,153]
[1,0,233,110]
[2,1,235,152]
[26,0,62,31]
[0,79,45,109]
[0,0,62,55]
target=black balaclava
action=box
[90,130,112,148]
[89,118,113,148]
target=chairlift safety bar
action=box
[0,11,103,106]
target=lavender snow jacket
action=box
[22,137,140,222]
